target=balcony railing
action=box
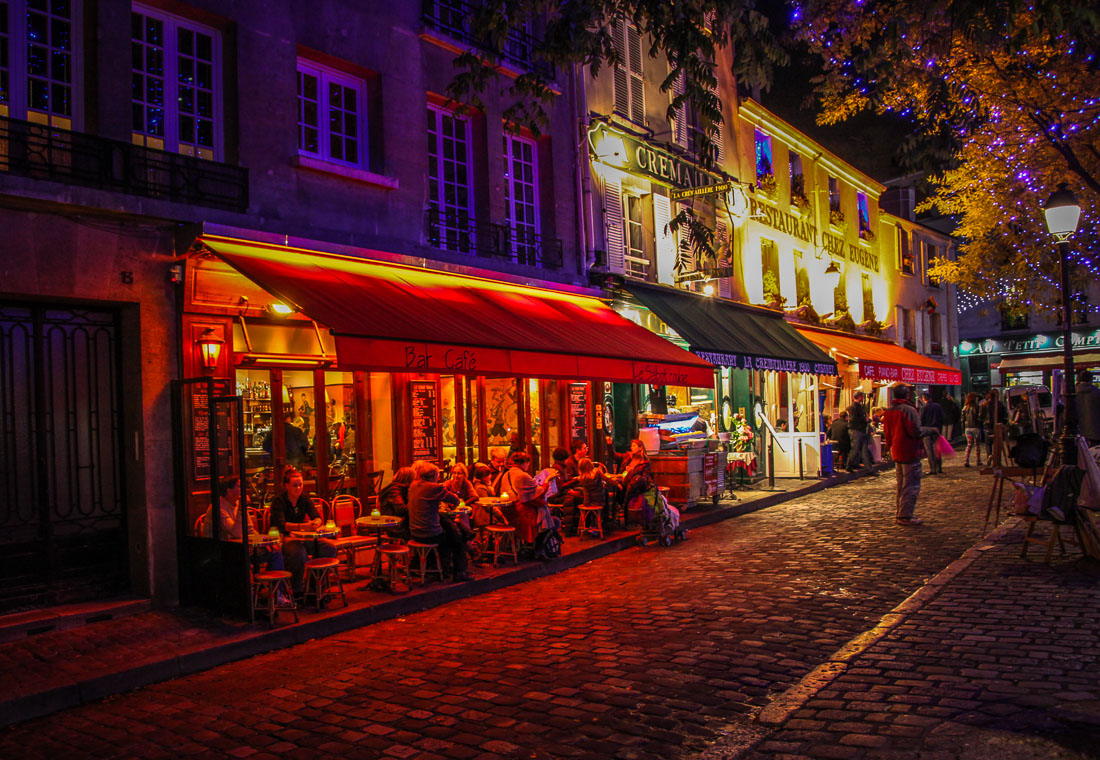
[0,116,249,212]
[426,206,563,269]
[422,0,553,79]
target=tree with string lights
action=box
[793,0,1100,317]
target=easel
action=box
[982,424,1044,532]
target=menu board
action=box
[411,381,439,460]
[569,382,588,444]
[192,379,232,483]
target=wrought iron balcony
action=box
[422,0,553,79]
[0,116,248,212]
[426,206,563,269]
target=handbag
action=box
[934,435,956,458]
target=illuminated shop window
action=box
[857,192,872,239]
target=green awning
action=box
[622,282,838,375]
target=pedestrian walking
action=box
[961,392,983,467]
[884,385,925,525]
[920,391,945,474]
[940,393,960,441]
[846,391,875,473]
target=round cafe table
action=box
[355,514,403,591]
[289,527,339,557]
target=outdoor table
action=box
[355,514,403,591]
[289,527,339,556]
[438,504,472,518]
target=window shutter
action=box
[612,22,629,118]
[716,218,732,297]
[627,25,645,124]
[653,193,676,285]
[710,82,725,164]
[895,305,905,344]
[604,177,626,274]
[672,69,687,148]
[915,309,925,353]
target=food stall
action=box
[640,412,726,509]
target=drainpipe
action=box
[572,62,595,279]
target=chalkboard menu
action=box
[569,382,588,443]
[192,379,232,483]
[411,381,439,460]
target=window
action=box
[899,307,916,348]
[623,192,648,277]
[857,192,871,239]
[897,227,914,274]
[929,314,943,354]
[297,60,365,168]
[828,177,840,211]
[754,129,773,186]
[427,103,474,253]
[0,0,78,127]
[132,4,220,159]
[795,250,810,307]
[503,132,540,265]
[612,20,643,124]
[999,304,1029,331]
[789,152,806,206]
[761,238,780,305]
[924,241,940,287]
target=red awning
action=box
[796,327,962,385]
[203,236,715,386]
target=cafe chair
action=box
[302,557,347,610]
[194,514,207,537]
[406,540,445,585]
[577,505,604,540]
[251,569,298,627]
[485,524,519,566]
[377,542,411,592]
[310,496,331,520]
[331,498,375,579]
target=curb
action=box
[755,516,1023,727]
[1,469,881,727]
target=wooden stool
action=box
[1020,515,1079,562]
[378,543,411,591]
[252,570,298,626]
[407,540,445,585]
[577,505,603,539]
[485,525,518,566]
[303,557,347,610]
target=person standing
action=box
[846,392,875,473]
[940,393,961,441]
[828,411,851,470]
[884,385,926,525]
[920,391,945,475]
[961,393,983,467]
[1076,370,1100,446]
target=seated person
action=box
[488,446,509,478]
[564,439,586,479]
[498,451,548,546]
[469,463,506,527]
[205,477,286,574]
[408,460,472,582]
[775,418,790,432]
[576,457,616,528]
[269,467,337,596]
[442,462,475,535]
[379,467,414,541]
[547,446,583,533]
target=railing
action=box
[0,116,249,212]
[422,0,553,79]
[426,206,563,269]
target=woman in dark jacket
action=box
[617,439,653,522]
[379,466,414,540]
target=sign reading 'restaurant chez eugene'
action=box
[749,197,881,273]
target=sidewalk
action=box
[0,467,876,727]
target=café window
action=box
[611,19,644,124]
[427,103,474,254]
[857,192,872,240]
[761,238,781,305]
[828,176,841,212]
[929,314,943,355]
[502,132,540,265]
[1,0,79,127]
[297,59,366,169]
[754,129,773,187]
[898,307,917,349]
[622,191,649,277]
[132,3,221,159]
[898,227,914,274]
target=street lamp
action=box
[823,260,842,289]
[1043,182,1082,463]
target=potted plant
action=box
[757,173,777,197]
[829,207,846,228]
[762,270,782,307]
[859,318,884,336]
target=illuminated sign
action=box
[588,122,727,191]
[693,350,837,376]
[958,329,1100,356]
[671,181,733,201]
[749,197,817,245]
[822,231,880,273]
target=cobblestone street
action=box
[2,468,1097,760]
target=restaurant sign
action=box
[588,122,726,191]
[860,361,962,385]
[821,231,880,273]
[749,197,817,245]
[958,329,1100,356]
[694,349,837,376]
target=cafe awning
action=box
[622,281,838,375]
[998,351,1100,372]
[201,236,716,386]
[795,326,962,385]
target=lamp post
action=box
[1043,183,1082,463]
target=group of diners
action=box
[207,436,659,597]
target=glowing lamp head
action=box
[1043,183,1081,241]
[703,283,716,297]
[823,260,842,289]
[196,328,224,370]
[592,129,628,168]
[267,302,294,315]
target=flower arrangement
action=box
[756,173,777,197]
[730,412,755,452]
[829,207,846,228]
